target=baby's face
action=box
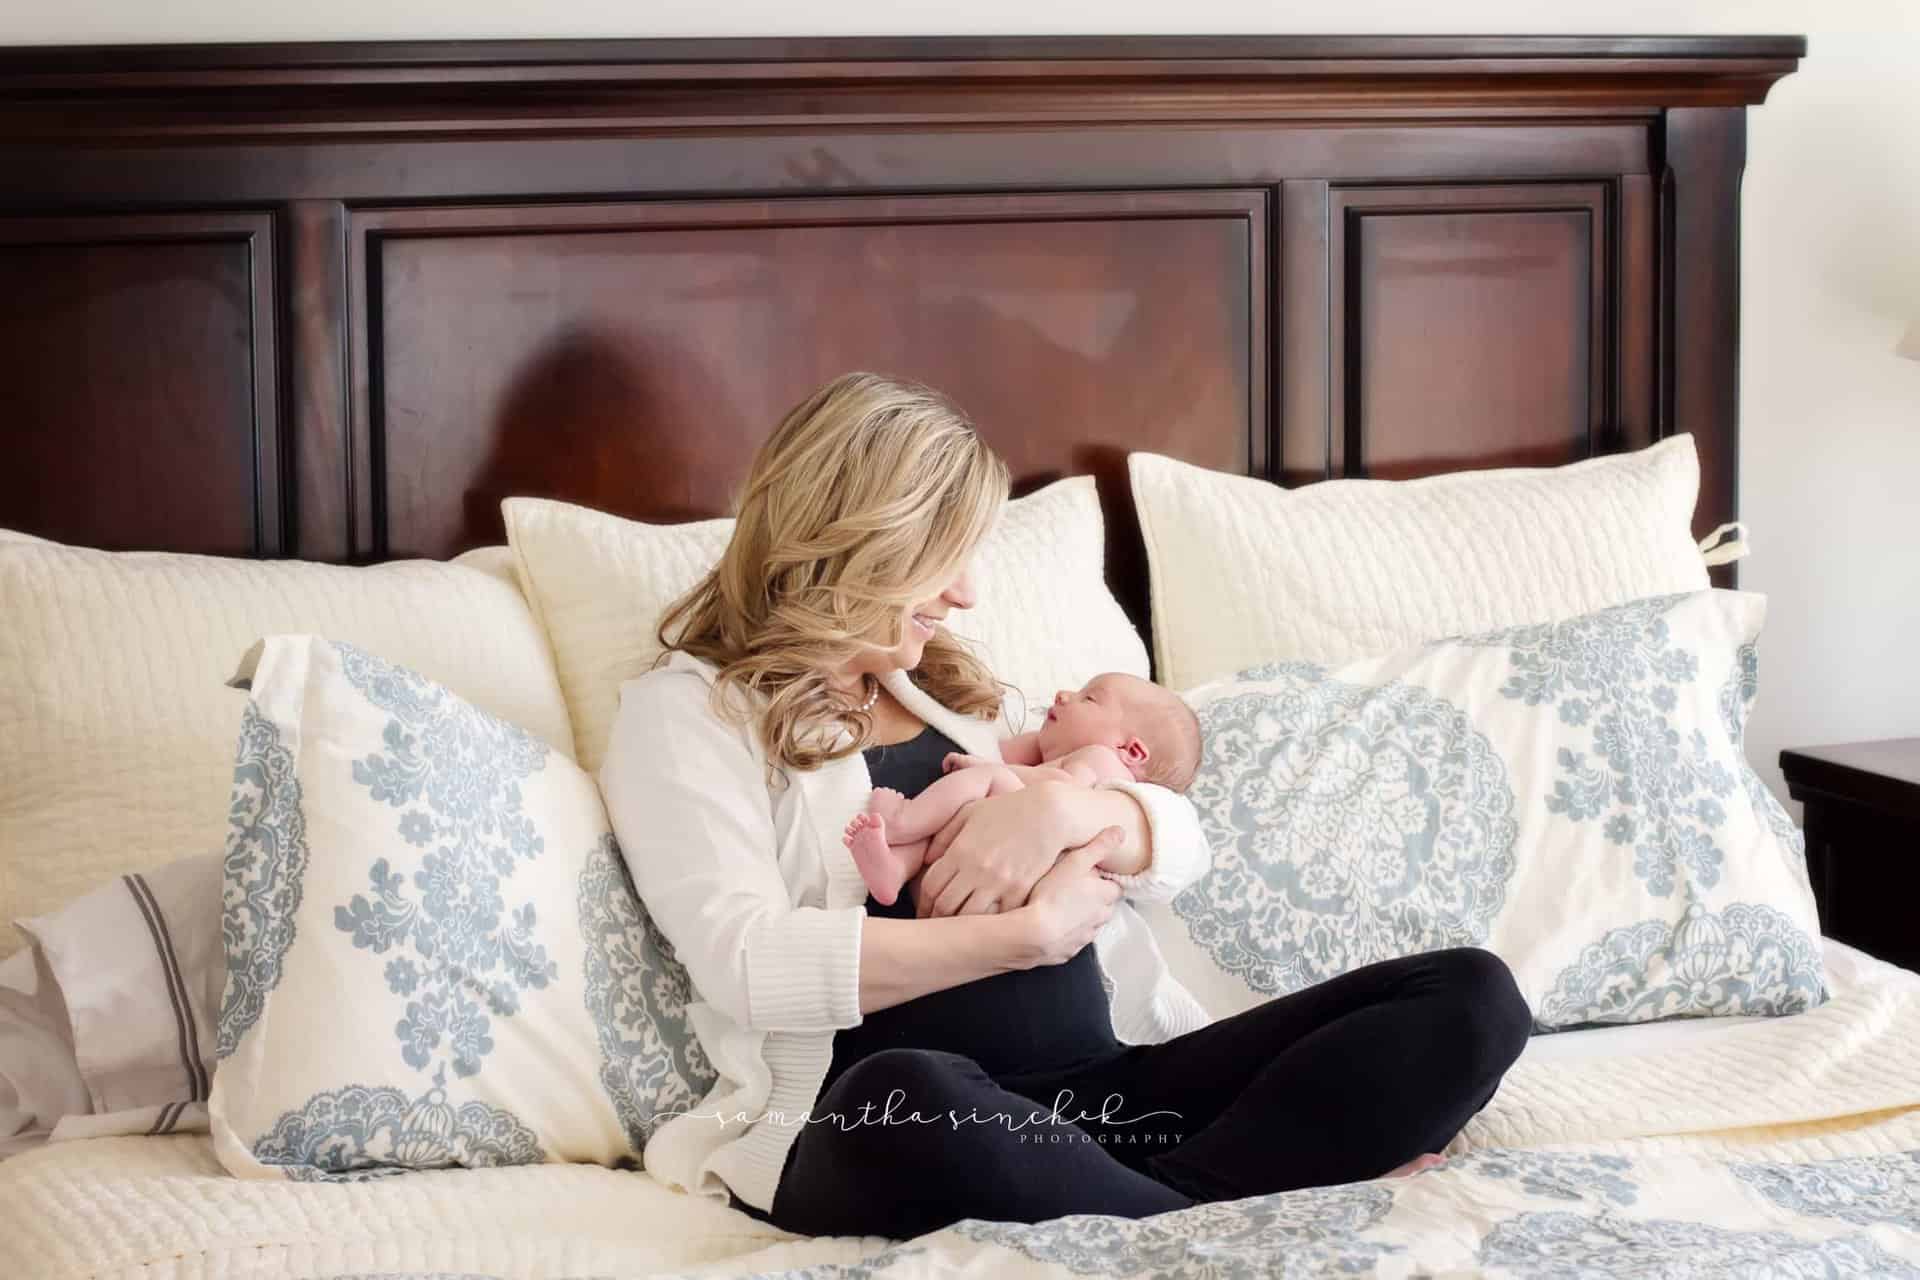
[1036,673,1147,760]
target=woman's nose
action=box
[942,566,978,610]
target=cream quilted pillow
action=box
[0,542,574,957]
[505,476,1149,772]
[1130,435,1711,691]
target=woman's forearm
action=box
[1054,784,1154,878]
[858,912,1035,1014]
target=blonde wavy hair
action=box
[657,372,1011,775]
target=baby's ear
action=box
[1119,736,1150,769]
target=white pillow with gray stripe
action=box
[11,852,221,1146]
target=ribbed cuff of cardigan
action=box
[1093,778,1209,903]
[745,904,866,1033]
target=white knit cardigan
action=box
[598,649,1212,1214]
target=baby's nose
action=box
[1054,690,1071,706]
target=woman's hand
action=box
[916,780,1154,917]
[913,781,1072,919]
[1010,831,1125,967]
[856,829,1124,1013]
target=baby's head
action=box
[1036,673,1202,791]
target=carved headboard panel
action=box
[0,35,1801,637]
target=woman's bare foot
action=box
[1382,1153,1447,1179]
[844,811,906,906]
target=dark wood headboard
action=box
[0,35,1801,637]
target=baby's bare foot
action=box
[844,812,902,906]
[1382,1153,1447,1179]
[843,811,884,844]
[866,786,907,824]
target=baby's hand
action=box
[942,751,990,774]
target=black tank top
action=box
[824,725,1122,1086]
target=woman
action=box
[598,372,1532,1240]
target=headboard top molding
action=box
[0,34,1805,140]
[0,32,1798,636]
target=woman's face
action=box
[859,560,979,676]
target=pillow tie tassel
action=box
[1697,521,1750,567]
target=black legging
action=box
[750,945,1531,1239]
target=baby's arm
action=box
[957,760,1079,787]
[943,745,1133,788]
[996,731,1044,766]
[934,727,1035,779]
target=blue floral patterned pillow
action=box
[1136,590,1826,1033]
[209,634,713,1180]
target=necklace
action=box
[849,676,880,714]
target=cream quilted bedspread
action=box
[7,954,1920,1279]
[1448,954,1920,1161]
[0,1133,821,1280]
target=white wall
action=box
[6,1,1916,808]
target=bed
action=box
[9,31,1920,1280]
[4,936,1917,1278]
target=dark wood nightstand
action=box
[1778,739,1920,974]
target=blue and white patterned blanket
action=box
[308,1128,1920,1278]
[297,1127,1920,1278]
[694,1132,1920,1278]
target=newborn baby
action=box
[845,672,1203,906]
